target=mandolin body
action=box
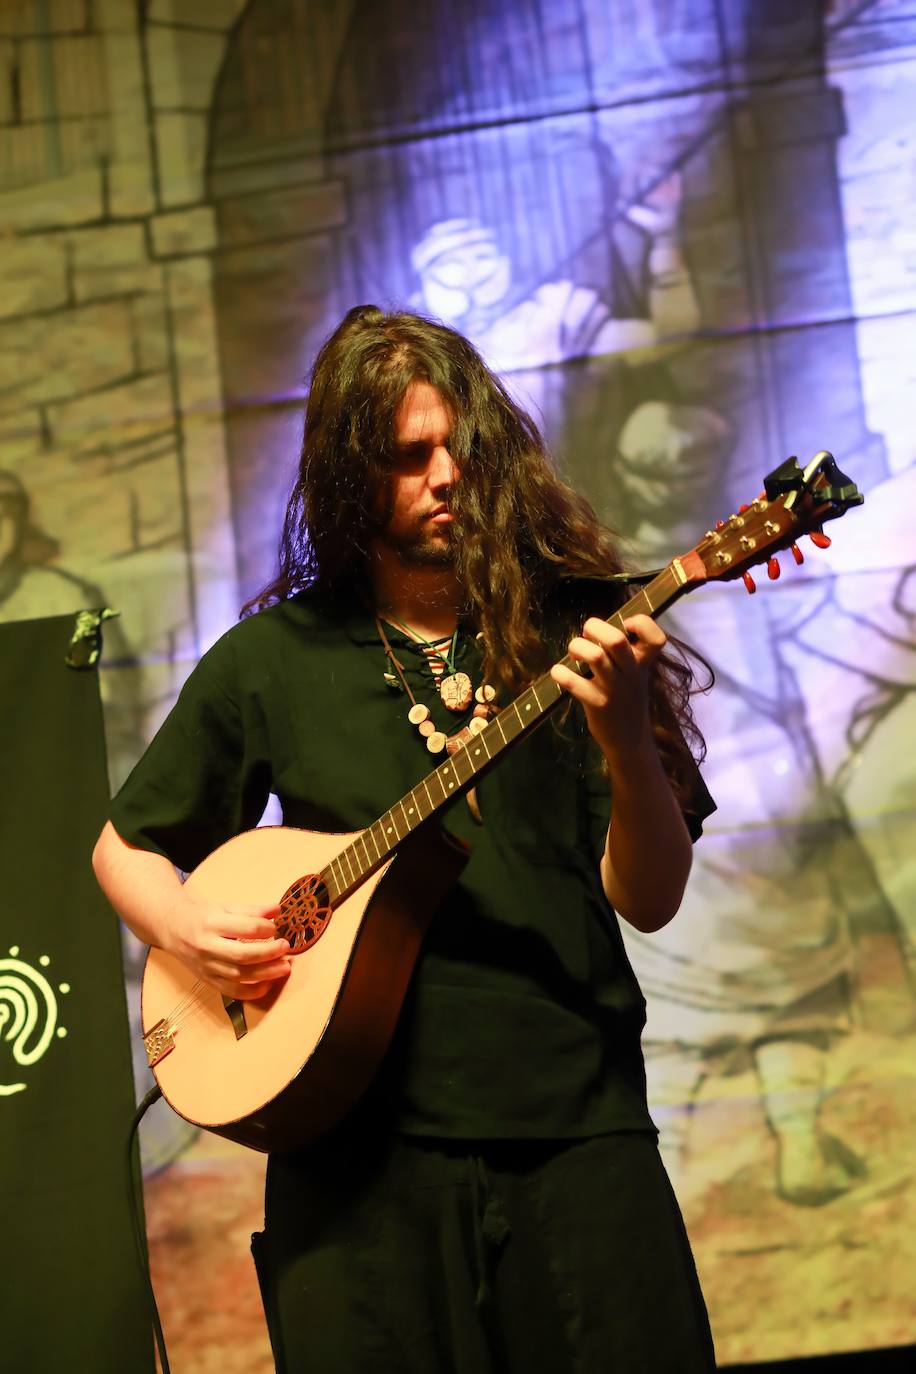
[141,822,468,1153]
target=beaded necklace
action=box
[375,616,497,756]
[380,611,474,711]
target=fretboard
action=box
[321,561,691,905]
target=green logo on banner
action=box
[0,947,70,1095]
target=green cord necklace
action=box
[379,612,474,712]
[375,615,497,757]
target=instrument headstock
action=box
[677,451,864,594]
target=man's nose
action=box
[429,445,460,488]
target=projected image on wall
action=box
[2,0,913,1368]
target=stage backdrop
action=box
[1,1,914,1367]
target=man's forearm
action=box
[92,820,187,951]
[600,737,692,933]
[93,822,292,1000]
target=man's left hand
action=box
[550,615,667,763]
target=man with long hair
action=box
[94,306,716,1371]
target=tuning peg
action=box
[715,519,726,530]
[809,529,832,549]
[791,543,804,565]
[767,557,781,580]
[742,571,757,594]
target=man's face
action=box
[373,381,460,567]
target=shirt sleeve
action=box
[678,756,716,842]
[108,633,272,873]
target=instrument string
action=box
[166,979,209,1023]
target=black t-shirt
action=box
[110,587,715,1139]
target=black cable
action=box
[126,1084,172,1374]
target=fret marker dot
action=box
[448,783,454,790]
[474,749,480,756]
[525,704,531,711]
[386,827,392,835]
[408,807,414,815]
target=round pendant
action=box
[439,672,473,712]
[418,719,435,737]
[475,684,496,704]
[426,730,447,754]
[408,702,430,725]
[469,716,487,736]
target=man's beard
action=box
[397,537,454,568]
[381,524,456,569]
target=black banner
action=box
[0,615,153,1372]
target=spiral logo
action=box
[0,946,70,1096]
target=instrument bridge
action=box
[143,1018,176,1067]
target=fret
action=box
[452,747,472,785]
[515,694,535,726]
[357,832,372,871]
[338,845,353,884]
[438,761,458,795]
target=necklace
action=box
[375,616,497,756]
[380,612,474,712]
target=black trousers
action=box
[253,1126,716,1373]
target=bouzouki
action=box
[142,451,863,1152]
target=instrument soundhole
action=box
[276,875,333,954]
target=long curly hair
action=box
[245,306,710,799]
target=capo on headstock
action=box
[687,449,863,591]
[763,451,864,515]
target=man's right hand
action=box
[92,821,292,1001]
[163,893,292,1001]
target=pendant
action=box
[439,671,473,712]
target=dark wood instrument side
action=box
[213,822,469,1153]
